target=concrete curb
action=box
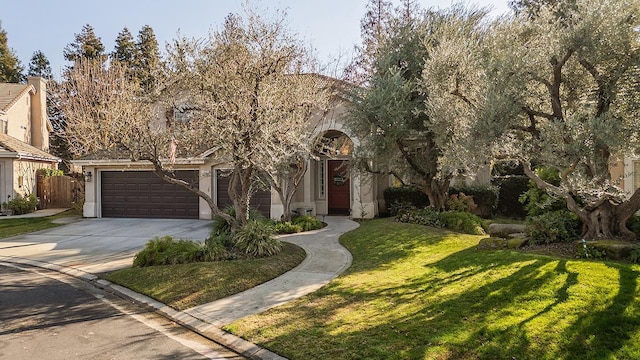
[0,254,285,360]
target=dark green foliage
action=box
[439,211,487,235]
[626,215,640,238]
[629,246,640,264]
[396,207,442,227]
[526,210,581,245]
[63,24,106,64]
[449,184,499,217]
[384,187,429,215]
[519,167,566,217]
[27,50,52,79]
[274,221,303,234]
[37,168,64,177]
[211,205,265,236]
[8,193,38,215]
[0,21,23,82]
[233,221,282,257]
[133,236,207,267]
[292,215,324,232]
[135,25,160,90]
[396,208,487,235]
[491,176,529,219]
[111,27,137,69]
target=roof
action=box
[0,83,34,113]
[0,133,60,162]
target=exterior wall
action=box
[0,159,14,207]
[12,159,54,197]
[5,95,31,143]
[27,77,49,151]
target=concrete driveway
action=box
[0,218,212,274]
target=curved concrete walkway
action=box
[0,215,359,359]
[185,217,359,326]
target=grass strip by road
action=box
[225,217,640,360]
[104,241,306,310]
[0,211,75,239]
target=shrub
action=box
[526,210,581,245]
[233,220,282,257]
[396,208,487,235]
[519,167,566,217]
[396,207,442,227]
[491,176,529,219]
[274,221,303,234]
[37,168,64,177]
[292,215,324,232]
[627,215,640,238]
[439,211,487,235]
[8,193,38,215]
[629,246,640,264]
[133,236,206,267]
[384,187,429,215]
[446,192,477,213]
[212,205,266,236]
[449,185,499,217]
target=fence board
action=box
[37,175,81,209]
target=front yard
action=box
[225,218,640,360]
[0,211,74,239]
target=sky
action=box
[1,0,511,79]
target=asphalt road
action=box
[0,263,245,360]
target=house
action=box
[73,75,389,220]
[0,77,60,206]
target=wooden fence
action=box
[37,175,83,209]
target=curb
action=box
[0,255,286,360]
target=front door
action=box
[327,160,350,215]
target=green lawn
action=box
[225,218,640,360]
[0,211,75,239]
[105,242,306,310]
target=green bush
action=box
[491,176,529,219]
[396,207,442,227]
[449,185,500,217]
[37,168,64,177]
[233,220,282,257]
[626,215,640,238]
[274,221,303,234]
[384,187,429,215]
[292,215,324,232]
[133,236,207,267]
[629,246,640,264]
[212,205,266,236]
[8,193,38,215]
[439,211,487,235]
[526,210,581,245]
[396,208,487,235]
[519,167,567,217]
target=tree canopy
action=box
[0,21,23,83]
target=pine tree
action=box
[135,25,160,90]
[27,50,52,79]
[343,0,393,84]
[0,21,24,83]
[111,27,137,69]
[63,24,106,65]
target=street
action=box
[0,263,245,360]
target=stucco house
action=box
[0,77,60,205]
[73,75,389,220]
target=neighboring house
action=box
[0,77,60,204]
[74,75,390,220]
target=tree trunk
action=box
[424,178,450,211]
[578,202,636,241]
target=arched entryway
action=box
[317,130,354,215]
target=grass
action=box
[104,242,306,310]
[0,210,76,239]
[225,218,640,360]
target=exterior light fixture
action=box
[84,171,92,183]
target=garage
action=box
[216,172,271,218]
[101,170,199,219]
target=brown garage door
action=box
[216,173,271,218]
[101,171,199,219]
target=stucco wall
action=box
[5,95,31,143]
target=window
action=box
[173,103,194,123]
[318,160,325,199]
[0,119,6,134]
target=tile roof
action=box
[0,133,59,162]
[0,83,34,113]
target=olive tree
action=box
[428,0,640,240]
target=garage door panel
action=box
[101,171,199,219]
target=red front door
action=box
[327,160,350,215]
